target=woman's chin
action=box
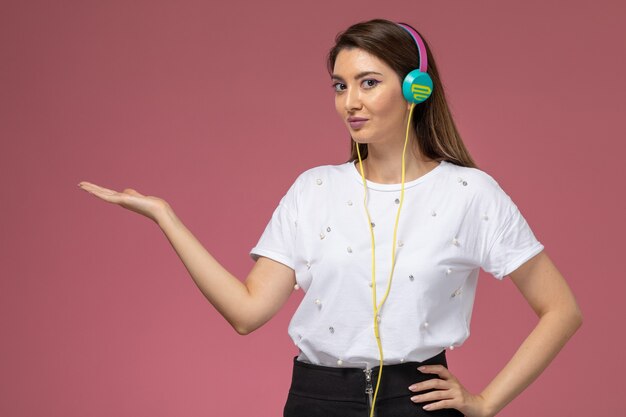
[351,135,371,144]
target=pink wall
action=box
[1,0,624,415]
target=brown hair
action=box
[327,19,477,168]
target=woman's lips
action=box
[348,118,368,129]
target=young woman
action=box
[79,19,582,417]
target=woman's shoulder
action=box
[442,161,502,192]
[292,162,354,185]
[439,161,518,212]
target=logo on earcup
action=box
[411,84,432,101]
[402,69,433,104]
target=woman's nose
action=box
[344,86,362,111]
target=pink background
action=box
[1,0,624,415]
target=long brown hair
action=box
[327,19,477,168]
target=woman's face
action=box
[332,48,411,148]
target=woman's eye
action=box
[362,79,380,88]
[332,82,346,92]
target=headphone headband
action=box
[397,23,428,73]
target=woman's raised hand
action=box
[78,181,169,223]
[408,364,494,417]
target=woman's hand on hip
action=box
[408,364,494,417]
[78,181,169,223]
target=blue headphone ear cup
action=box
[402,69,434,103]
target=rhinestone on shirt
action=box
[409,275,415,281]
[394,198,400,204]
[446,267,453,275]
[431,210,437,217]
[329,326,335,334]
[451,288,462,298]
[319,232,325,239]
[347,200,353,206]
[347,246,353,253]
[316,179,323,185]
[452,237,460,246]
[371,222,376,228]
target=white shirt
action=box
[250,160,544,368]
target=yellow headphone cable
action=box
[355,102,416,417]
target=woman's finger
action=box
[79,182,142,202]
[78,182,123,201]
[408,377,449,393]
[418,364,454,380]
[78,181,121,195]
[422,398,457,411]
[410,388,452,403]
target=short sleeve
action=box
[249,179,299,270]
[480,184,545,280]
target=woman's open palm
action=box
[78,181,168,223]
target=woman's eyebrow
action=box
[331,71,384,81]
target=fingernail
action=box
[408,385,416,391]
[423,404,432,410]
[417,366,426,371]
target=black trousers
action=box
[284,350,464,417]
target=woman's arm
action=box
[476,250,583,415]
[78,182,296,335]
[156,204,296,335]
[408,250,583,416]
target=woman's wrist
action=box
[153,200,176,227]
[477,391,501,417]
